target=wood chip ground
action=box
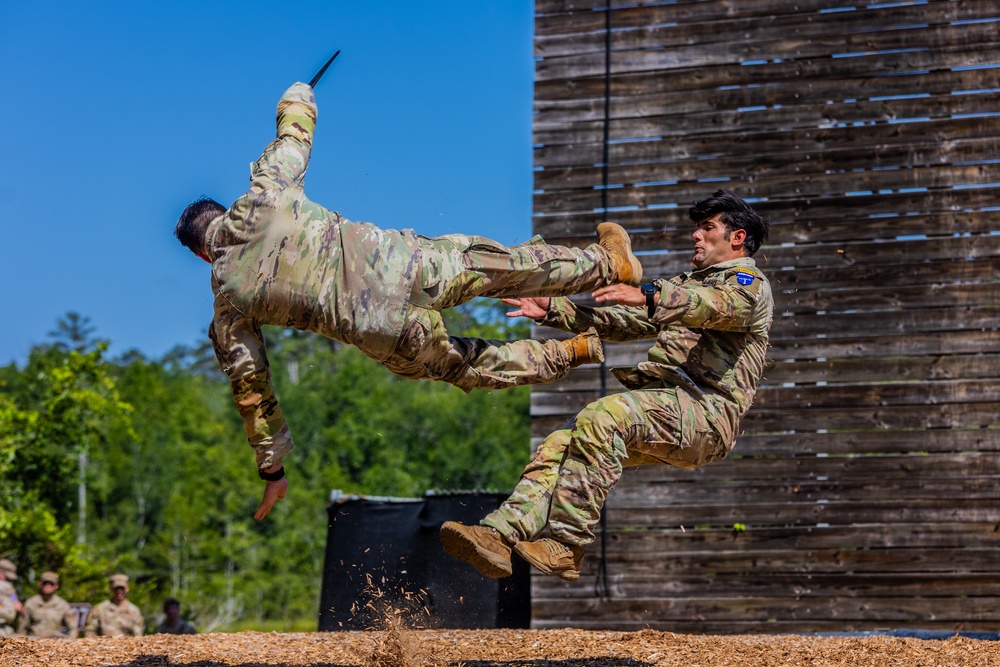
[2,629,998,667]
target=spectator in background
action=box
[153,598,196,635]
[84,574,144,637]
[0,559,20,637]
[18,571,77,638]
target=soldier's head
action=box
[688,190,770,265]
[175,197,226,262]
[0,559,17,582]
[163,597,181,621]
[108,573,129,602]
[39,571,59,598]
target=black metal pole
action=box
[595,4,613,602]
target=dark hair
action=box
[175,197,225,255]
[688,189,770,256]
[163,597,180,611]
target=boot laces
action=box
[543,539,572,556]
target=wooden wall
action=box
[529,0,1000,633]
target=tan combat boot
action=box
[439,521,512,578]
[597,222,643,286]
[513,538,586,581]
[561,328,604,367]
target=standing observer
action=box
[84,574,144,637]
[18,571,77,638]
[153,598,196,635]
[0,559,21,637]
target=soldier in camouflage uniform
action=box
[175,81,643,520]
[441,189,774,581]
[19,571,77,638]
[0,559,20,637]
[84,574,144,637]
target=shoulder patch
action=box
[734,269,756,286]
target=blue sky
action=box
[0,1,535,365]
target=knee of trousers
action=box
[569,393,640,457]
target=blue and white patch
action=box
[735,270,756,286]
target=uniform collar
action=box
[204,213,226,258]
[688,256,757,277]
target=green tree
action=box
[47,312,102,353]
[0,337,133,603]
[2,301,537,630]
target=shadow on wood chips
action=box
[460,661,652,667]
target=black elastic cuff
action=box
[258,466,285,481]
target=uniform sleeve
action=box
[15,603,27,634]
[83,604,99,637]
[541,296,660,342]
[63,602,78,637]
[250,82,318,191]
[209,292,294,471]
[1,596,18,627]
[652,270,763,332]
[129,605,145,636]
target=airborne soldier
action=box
[175,81,643,519]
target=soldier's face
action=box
[111,586,127,602]
[691,215,746,269]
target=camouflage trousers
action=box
[382,233,615,392]
[482,387,730,547]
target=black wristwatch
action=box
[258,466,285,482]
[641,283,658,319]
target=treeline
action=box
[0,306,531,631]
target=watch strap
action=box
[642,283,657,319]
[258,466,285,482]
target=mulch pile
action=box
[1,628,998,667]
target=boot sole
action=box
[513,542,581,582]
[439,522,512,579]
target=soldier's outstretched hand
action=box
[503,297,551,319]
[593,284,645,307]
[254,477,288,521]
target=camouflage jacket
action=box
[542,257,773,446]
[19,593,76,638]
[206,83,421,470]
[0,581,17,636]
[84,598,144,637]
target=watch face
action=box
[641,283,656,294]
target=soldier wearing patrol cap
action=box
[19,571,77,638]
[175,80,645,521]
[442,189,774,582]
[0,559,21,637]
[84,574,144,637]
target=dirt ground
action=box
[1,628,998,667]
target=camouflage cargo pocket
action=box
[675,389,728,468]
[633,389,726,469]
